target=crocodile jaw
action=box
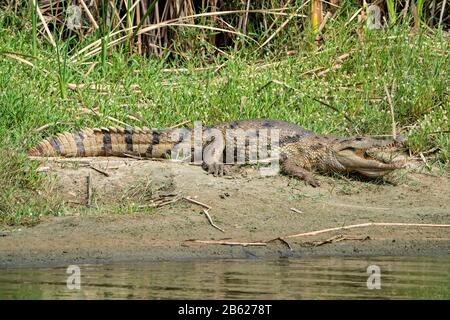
[335,148,404,177]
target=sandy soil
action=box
[0,157,449,268]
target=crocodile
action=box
[28,119,405,187]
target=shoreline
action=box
[1,158,449,268]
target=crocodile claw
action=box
[202,162,225,177]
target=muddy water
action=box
[0,256,449,299]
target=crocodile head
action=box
[332,136,406,177]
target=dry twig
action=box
[384,83,397,140]
[186,240,267,247]
[284,222,450,239]
[183,196,212,210]
[203,209,225,233]
[89,165,110,177]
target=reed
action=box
[31,0,37,57]
[385,0,397,24]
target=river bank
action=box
[0,158,449,268]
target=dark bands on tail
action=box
[102,130,112,155]
[125,129,134,152]
[28,127,171,158]
[73,131,86,157]
[49,138,62,154]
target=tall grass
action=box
[55,42,68,99]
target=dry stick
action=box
[86,172,93,207]
[155,197,180,208]
[203,209,225,233]
[290,207,303,214]
[283,222,450,239]
[186,240,267,247]
[384,83,397,140]
[169,120,191,129]
[36,3,56,47]
[313,234,344,246]
[89,164,110,177]
[183,196,212,210]
[183,197,224,232]
[267,237,292,250]
[140,196,180,208]
[313,235,370,247]
[79,0,99,30]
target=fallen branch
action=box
[203,209,225,233]
[89,164,110,177]
[155,197,180,208]
[183,196,212,210]
[290,207,303,214]
[267,237,292,250]
[313,235,370,247]
[186,240,267,247]
[283,222,450,239]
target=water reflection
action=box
[0,256,449,299]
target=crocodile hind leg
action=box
[281,159,320,187]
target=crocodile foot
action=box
[202,161,225,176]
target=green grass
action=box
[0,5,448,226]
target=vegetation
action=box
[0,0,448,225]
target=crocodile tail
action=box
[28,127,178,158]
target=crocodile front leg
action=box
[281,158,320,187]
[202,130,226,176]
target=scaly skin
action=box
[28,119,405,186]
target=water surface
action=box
[0,256,449,299]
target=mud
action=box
[0,157,449,268]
